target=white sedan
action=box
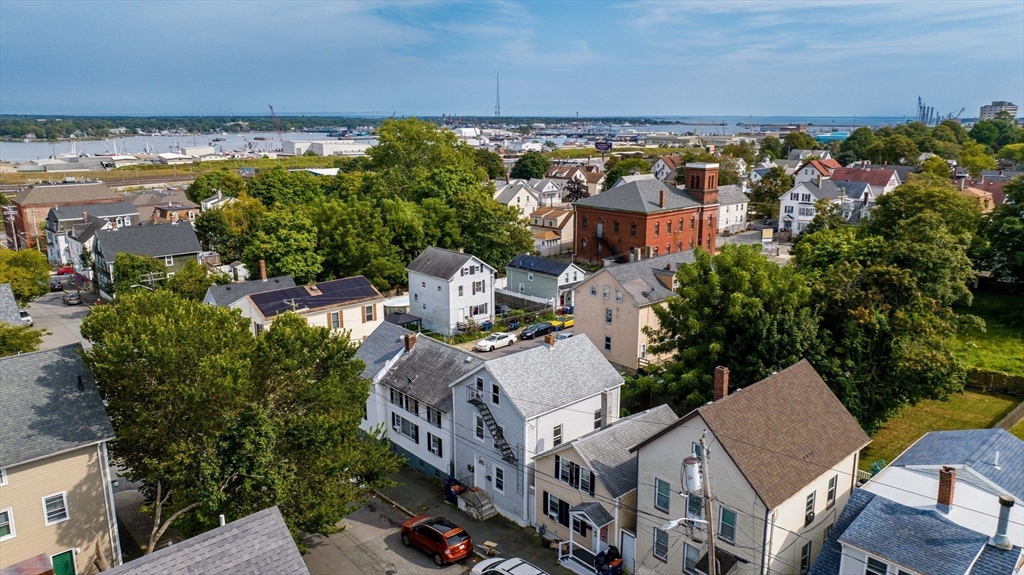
[472,557,548,575]
[475,332,517,352]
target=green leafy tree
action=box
[866,174,981,240]
[642,245,823,414]
[781,132,819,156]
[0,249,50,304]
[865,134,920,165]
[996,143,1024,164]
[0,322,45,357]
[839,127,876,160]
[185,171,246,204]
[939,120,970,144]
[603,158,651,191]
[758,136,783,160]
[165,260,229,301]
[369,118,478,178]
[721,141,758,167]
[920,156,951,178]
[509,151,551,180]
[246,166,323,206]
[793,199,846,244]
[306,199,405,290]
[451,190,534,269]
[474,148,507,180]
[194,196,267,263]
[958,141,997,177]
[564,178,590,201]
[242,211,323,284]
[749,166,793,218]
[977,176,1024,286]
[112,252,164,295]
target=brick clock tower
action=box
[684,162,719,254]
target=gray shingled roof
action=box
[51,200,139,222]
[0,344,114,468]
[407,246,489,280]
[104,507,309,575]
[13,182,120,206]
[204,276,296,307]
[357,322,482,412]
[838,495,989,575]
[968,543,1023,575]
[570,501,614,527]
[808,489,876,575]
[716,185,748,206]
[95,223,202,259]
[569,405,677,499]
[573,179,702,213]
[892,429,1024,500]
[0,283,20,325]
[507,254,572,277]
[601,250,697,306]
[483,335,623,419]
[495,182,537,205]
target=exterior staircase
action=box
[458,486,499,520]
[467,388,518,464]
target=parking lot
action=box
[26,281,93,350]
[302,497,477,575]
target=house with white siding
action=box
[357,322,483,480]
[407,247,496,336]
[450,334,624,527]
[630,361,869,575]
[716,185,749,233]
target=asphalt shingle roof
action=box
[573,178,702,213]
[716,184,748,206]
[407,247,481,280]
[807,489,876,575]
[95,223,202,259]
[0,283,20,325]
[507,254,572,277]
[13,182,120,206]
[104,507,309,575]
[204,276,296,307]
[831,166,899,188]
[601,250,698,306]
[839,495,989,575]
[51,200,139,221]
[892,429,1024,500]
[968,543,1024,575]
[357,322,482,412]
[570,501,614,527]
[483,335,623,419]
[0,344,114,468]
[569,405,677,499]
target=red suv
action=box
[401,516,473,567]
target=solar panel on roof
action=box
[250,277,378,316]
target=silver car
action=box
[19,309,33,327]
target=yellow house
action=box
[573,250,696,371]
[534,405,677,574]
[0,345,121,575]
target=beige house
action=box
[630,362,869,575]
[0,345,121,575]
[534,405,677,574]
[573,250,696,371]
[232,275,385,341]
[530,207,574,257]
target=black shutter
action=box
[571,463,580,489]
[555,455,560,481]
[559,499,570,527]
[543,492,549,517]
[589,472,596,497]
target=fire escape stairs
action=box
[468,391,518,464]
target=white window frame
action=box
[686,493,703,520]
[605,308,613,325]
[800,541,813,575]
[603,286,610,300]
[0,468,6,486]
[827,475,837,508]
[604,336,611,351]
[553,424,563,447]
[458,285,464,297]
[865,556,888,575]
[548,493,561,520]
[615,290,622,303]
[528,273,534,281]
[428,433,442,457]
[494,466,505,493]
[653,527,669,561]
[475,415,484,440]
[590,284,597,297]
[683,542,701,574]
[491,383,500,405]
[0,508,14,541]
[572,516,588,535]
[164,256,173,267]
[594,409,601,429]
[42,492,69,526]
[330,311,340,329]
[718,506,737,544]
[426,406,442,428]
[654,478,671,512]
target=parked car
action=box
[520,322,555,339]
[555,331,574,341]
[49,280,63,291]
[472,557,548,575]
[550,315,574,330]
[62,292,83,306]
[476,332,516,352]
[506,318,520,331]
[495,303,510,316]
[19,309,32,327]
[56,265,74,276]
[400,516,473,566]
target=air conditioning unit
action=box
[805,510,815,525]
[392,425,401,433]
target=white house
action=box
[716,185,749,233]
[778,179,850,235]
[357,323,484,480]
[788,149,833,161]
[450,334,624,526]
[493,181,539,217]
[407,247,496,335]
[652,155,683,182]
[200,190,237,212]
[794,159,841,183]
[527,178,565,206]
[631,361,869,575]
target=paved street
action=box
[463,335,547,359]
[302,496,477,575]
[27,281,93,350]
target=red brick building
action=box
[5,182,122,250]
[572,163,720,262]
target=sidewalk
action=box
[378,468,570,574]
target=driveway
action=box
[466,336,547,359]
[27,284,92,350]
[303,496,476,575]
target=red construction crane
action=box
[268,104,283,145]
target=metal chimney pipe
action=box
[990,495,1014,549]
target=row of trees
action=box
[629,174,1023,433]
[191,118,534,288]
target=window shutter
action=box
[362,307,367,324]
[559,500,570,527]
[571,463,580,489]
[438,437,442,458]
[555,455,560,479]
[589,473,596,496]
[482,279,486,293]
[472,283,477,295]
[543,491,549,516]
[327,312,332,327]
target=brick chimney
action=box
[713,366,729,401]
[544,333,556,347]
[683,163,719,205]
[259,259,267,281]
[404,332,418,351]
[660,188,667,208]
[937,466,956,513]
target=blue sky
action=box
[1,1,1021,117]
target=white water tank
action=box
[683,456,702,492]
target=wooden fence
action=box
[968,368,1024,431]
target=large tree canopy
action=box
[509,151,551,180]
[0,249,50,304]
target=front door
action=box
[474,456,487,489]
[620,531,636,574]
[51,550,76,575]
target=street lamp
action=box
[660,517,708,531]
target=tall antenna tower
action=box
[495,73,501,119]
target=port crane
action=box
[268,105,283,150]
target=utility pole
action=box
[700,434,718,575]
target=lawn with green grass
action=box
[1012,419,1024,441]
[952,292,1024,377]
[860,390,1020,470]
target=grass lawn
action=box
[951,292,1024,377]
[1012,419,1024,441]
[860,389,1020,470]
